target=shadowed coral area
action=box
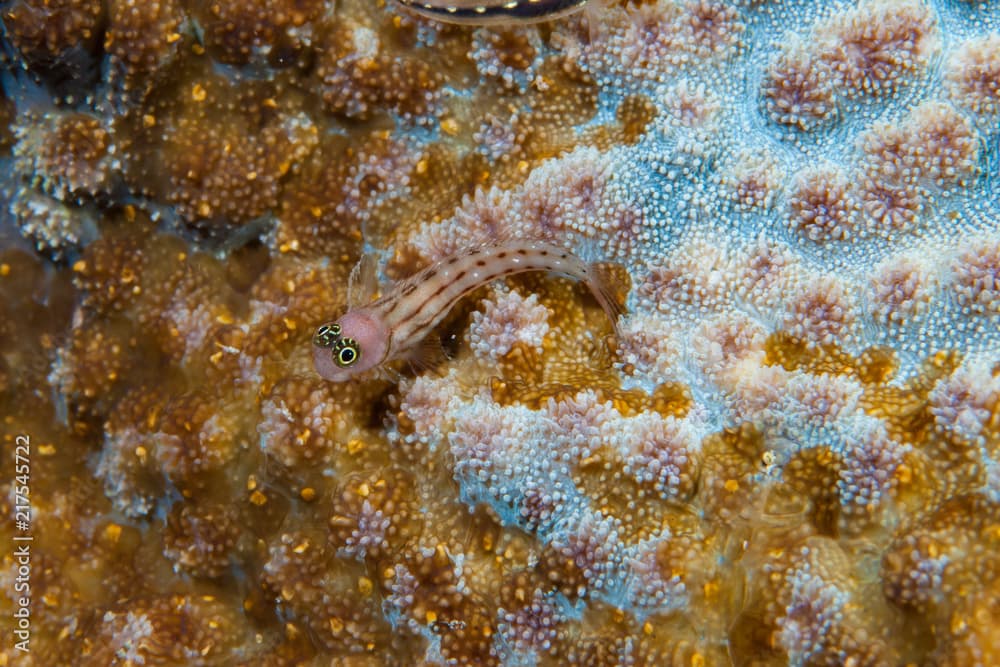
[2,0,1000,665]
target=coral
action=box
[316,23,443,121]
[762,40,838,131]
[538,509,623,599]
[763,0,936,129]
[945,33,1000,125]
[273,132,416,259]
[928,360,1000,445]
[469,27,543,94]
[146,110,287,227]
[835,417,909,533]
[192,0,323,67]
[786,165,858,243]
[496,581,564,658]
[328,469,420,560]
[2,0,105,82]
[867,251,939,325]
[6,0,1000,664]
[104,0,186,110]
[857,173,924,234]
[782,275,857,348]
[635,236,740,314]
[383,545,497,664]
[615,312,682,382]
[121,75,314,231]
[154,391,241,485]
[882,494,1000,665]
[720,148,783,212]
[690,311,767,387]
[95,386,168,518]
[860,100,979,194]
[48,313,145,420]
[8,184,97,258]
[0,93,14,155]
[258,377,347,470]
[71,227,150,313]
[163,501,241,578]
[612,410,701,501]
[468,286,551,361]
[261,531,392,653]
[85,594,250,664]
[820,0,937,102]
[12,110,115,200]
[950,235,1000,316]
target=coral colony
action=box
[1,0,999,665]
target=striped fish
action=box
[312,239,625,381]
[393,0,590,25]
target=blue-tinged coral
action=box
[4,0,1000,664]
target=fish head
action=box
[312,309,389,381]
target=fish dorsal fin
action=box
[348,252,380,308]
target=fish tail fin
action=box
[587,261,630,334]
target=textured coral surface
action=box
[2,0,1000,665]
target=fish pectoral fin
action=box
[405,335,450,376]
[348,252,380,308]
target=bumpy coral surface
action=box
[2,0,1000,665]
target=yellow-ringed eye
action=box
[334,338,360,368]
[314,323,341,348]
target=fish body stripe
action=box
[394,0,589,24]
[376,240,582,357]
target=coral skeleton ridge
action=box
[1,0,1000,665]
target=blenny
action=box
[312,239,626,382]
[393,0,590,25]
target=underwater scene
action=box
[1,0,999,664]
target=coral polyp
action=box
[2,0,1000,665]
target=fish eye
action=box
[314,323,341,348]
[334,338,360,368]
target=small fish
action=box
[393,0,590,25]
[312,239,627,382]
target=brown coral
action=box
[193,0,323,67]
[105,0,186,109]
[13,110,115,199]
[3,0,105,82]
[882,494,1000,666]
[163,501,241,578]
[122,75,311,230]
[261,530,394,654]
[316,23,443,121]
[154,392,242,486]
[83,594,251,665]
[329,469,421,561]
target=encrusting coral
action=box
[2,0,1000,665]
